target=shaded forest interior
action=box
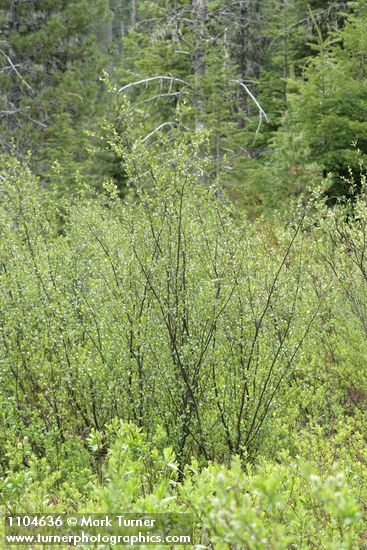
[2,0,367,210]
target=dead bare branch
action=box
[230,79,269,138]
[0,48,35,95]
[134,92,182,107]
[118,76,192,93]
[141,122,176,143]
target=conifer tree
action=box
[0,0,113,186]
[263,0,367,204]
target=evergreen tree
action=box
[110,0,271,197]
[0,0,113,186]
[265,0,367,203]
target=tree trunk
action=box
[130,0,136,28]
[193,0,207,131]
[9,0,20,131]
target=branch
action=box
[0,48,35,95]
[25,116,47,128]
[230,79,269,138]
[268,2,347,48]
[0,106,30,117]
[134,91,182,107]
[141,121,176,143]
[118,76,192,93]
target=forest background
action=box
[1,1,367,548]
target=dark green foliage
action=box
[253,0,367,209]
[2,0,364,208]
[0,0,113,186]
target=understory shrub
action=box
[0,421,365,549]
[0,146,324,470]
[2,111,367,548]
